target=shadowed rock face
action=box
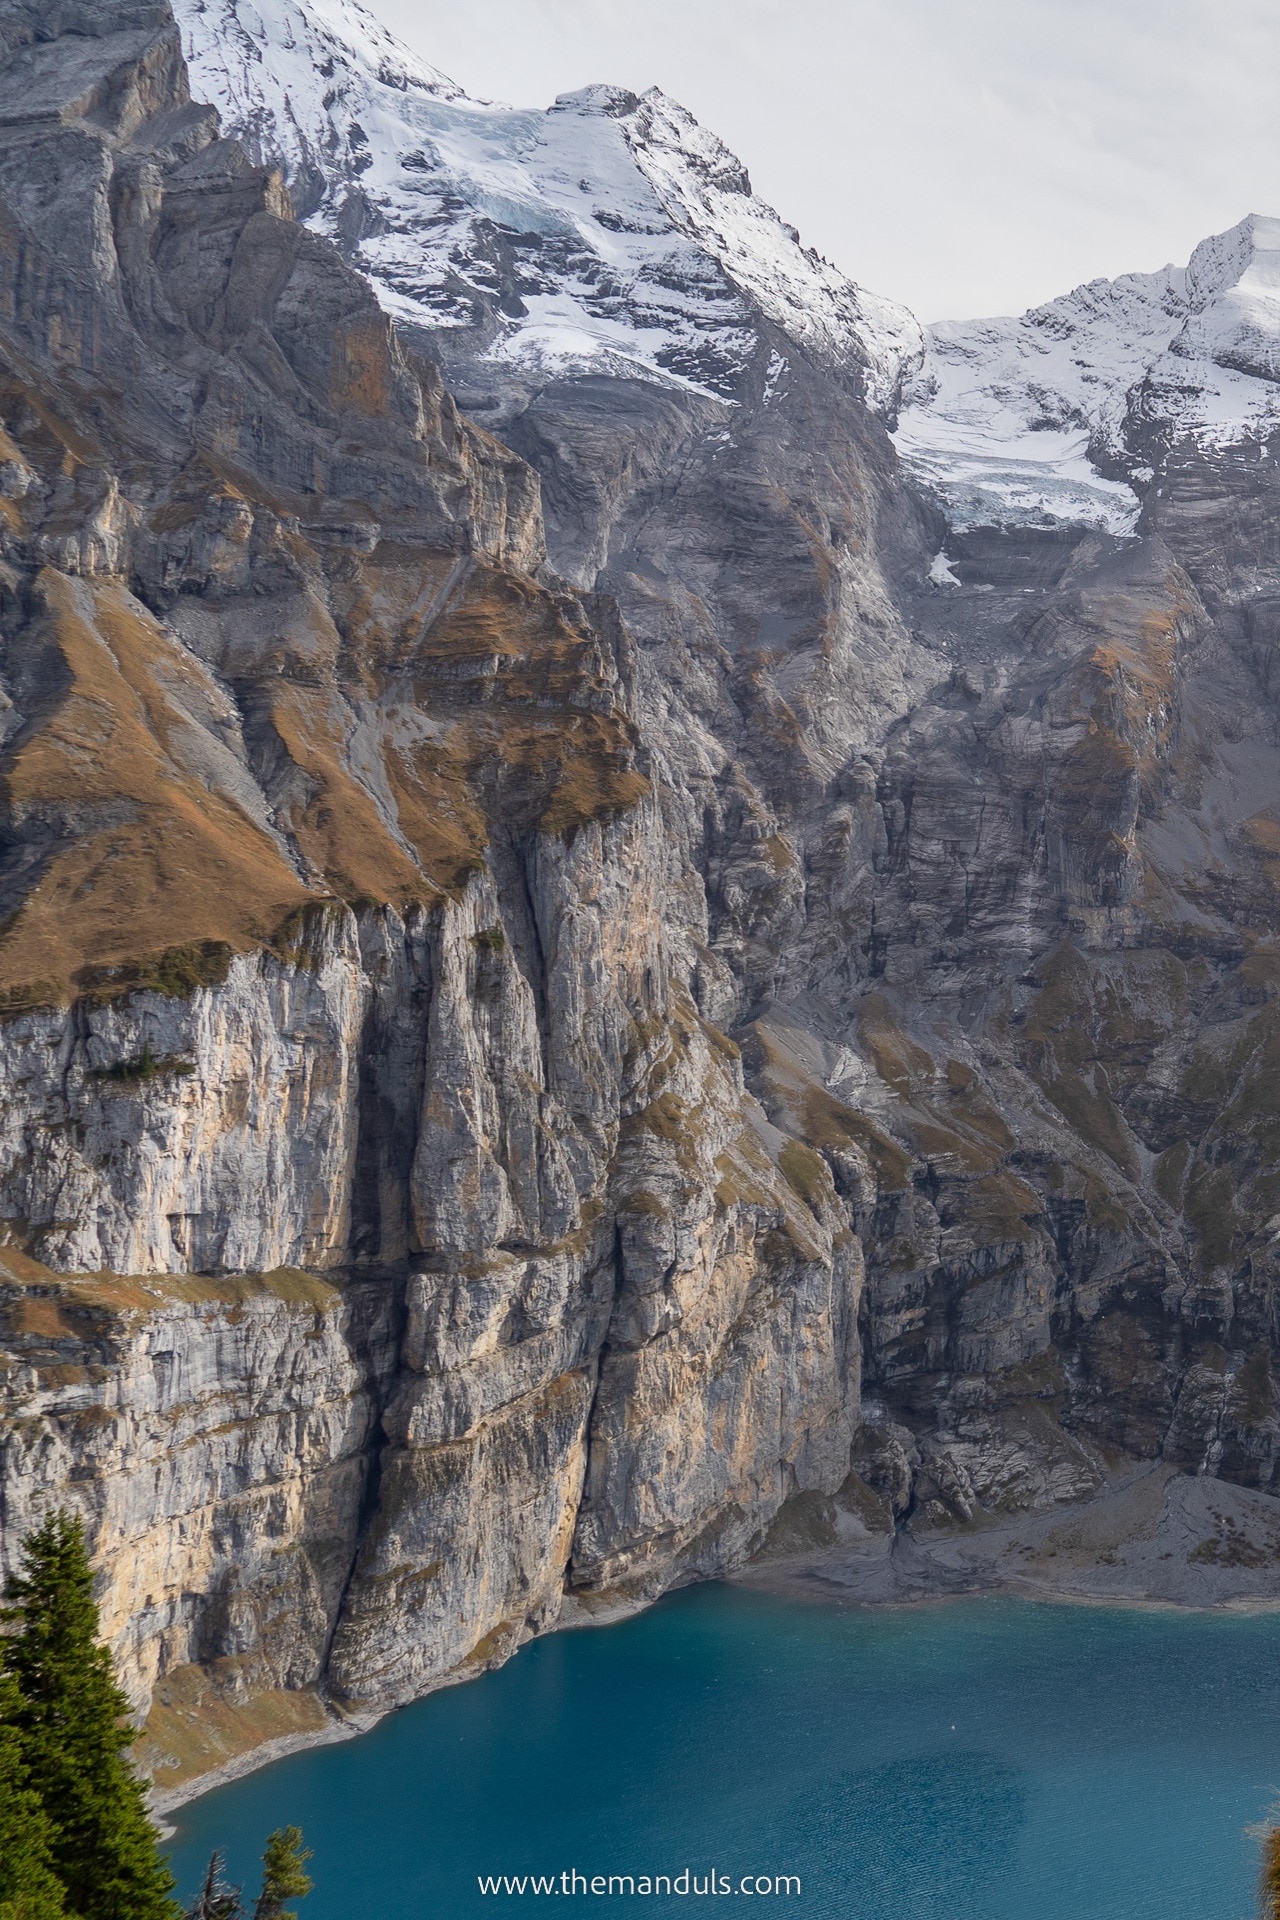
[479,339,1280,1528]
[4,0,1280,1794]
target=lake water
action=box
[166,1585,1280,1920]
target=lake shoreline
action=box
[153,1461,1280,1817]
[161,1576,1280,1920]
[736,1460,1280,1614]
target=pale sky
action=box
[371,0,1280,323]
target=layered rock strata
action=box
[0,0,860,1772]
[5,0,1280,1803]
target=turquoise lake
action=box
[166,1585,1280,1919]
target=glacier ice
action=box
[175,0,1280,537]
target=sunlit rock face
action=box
[5,0,1280,1793]
[0,0,861,1757]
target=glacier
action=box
[175,0,922,415]
[174,0,1280,540]
[896,215,1280,534]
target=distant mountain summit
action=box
[173,0,922,417]
[896,214,1280,534]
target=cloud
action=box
[371,0,1280,320]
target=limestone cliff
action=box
[5,0,1280,1805]
[0,0,860,1792]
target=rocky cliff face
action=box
[4,0,1280,1799]
[0,0,860,1783]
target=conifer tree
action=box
[3,1511,179,1920]
[0,1664,70,1920]
[251,1830,312,1920]
[184,1853,243,1920]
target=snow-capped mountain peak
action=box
[616,88,922,414]
[895,212,1280,536]
[174,0,1280,539]
[1174,212,1280,382]
[1184,212,1280,308]
[173,0,921,414]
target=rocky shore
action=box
[740,1464,1280,1611]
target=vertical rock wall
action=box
[0,810,863,1731]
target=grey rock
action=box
[6,0,1280,1802]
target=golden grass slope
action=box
[0,535,648,1010]
[0,571,313,1006]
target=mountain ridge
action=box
[174,0,1280,547]
[173,0,923,418]
[898,211,1280,536]
[5,0,1280,1808]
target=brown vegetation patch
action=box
[332,547,462,661]
[265,679,438,904]
[797,1084,911,1189]
[753,1488,838,1558]
[79,940,234,1007]
[0,1246,341,1325]
[464,1622,518,1668]
[1232,1345,1274,1428]
[1177,1002,1280,1271]
[0,574,313,1001]
[1239,942,1280,993]
[136,1662,334,1795]
[0,515,647,999]
[338,560,649,883]
[1081,1173,1132,1235]
[745,1018,914,1194]
[1015,944,1141,1177]
[856,993,934,1094]
[620,1091,705,1177]
[620,1189,670,1219]
[778,1139,830,1212]
[328,315,395,417]
[950,1171,1042,1244]
[5,1293,79,1340]
[1183,1164,1237,1273]
[1188,1525,1274,1569]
